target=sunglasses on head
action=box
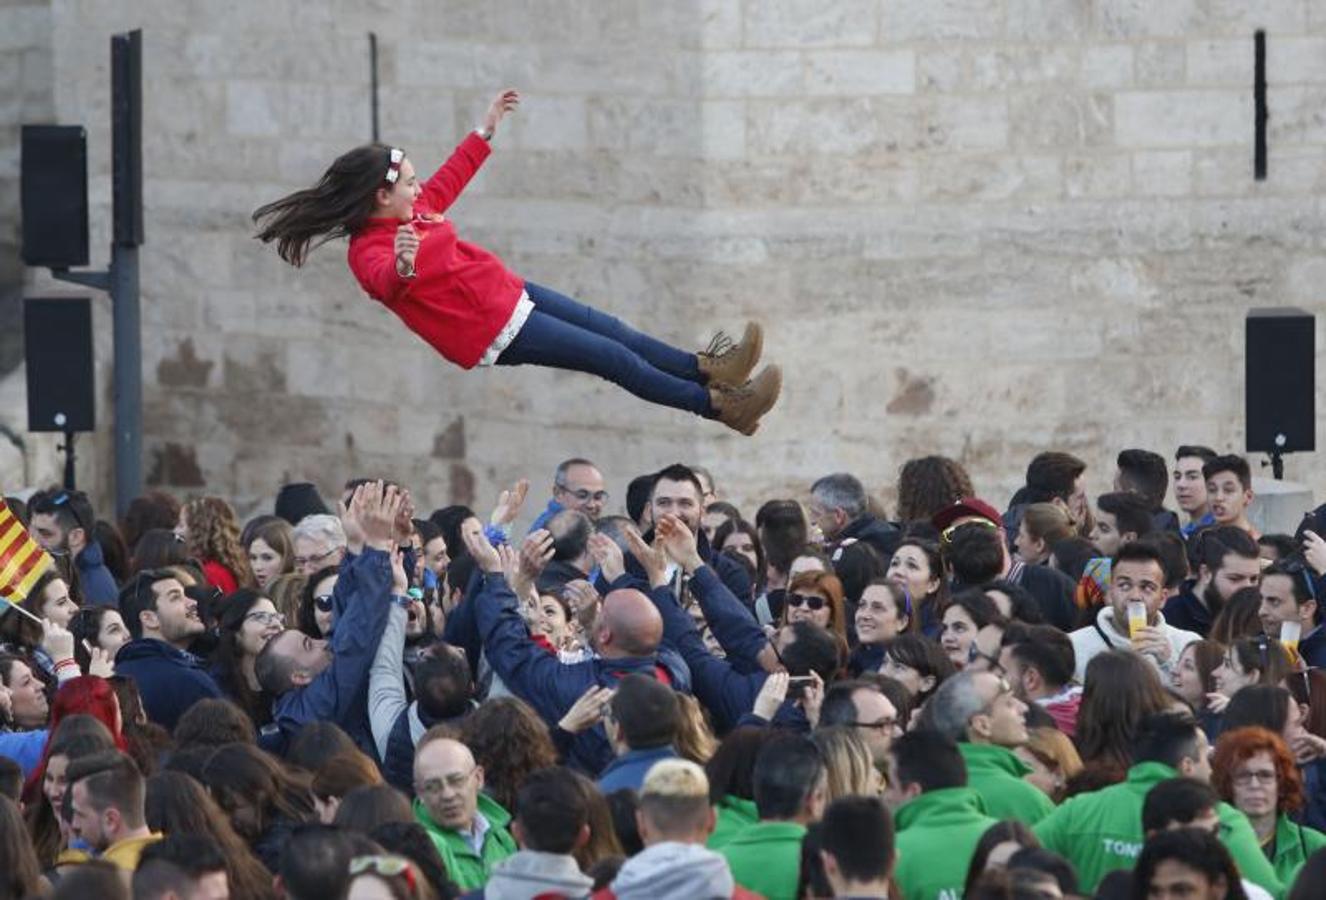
[786,593,826,611]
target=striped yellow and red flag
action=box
[0,501,53,604]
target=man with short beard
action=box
[1163,526,1261,638]
[114,570,222,730]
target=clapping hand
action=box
[462,524,503,575]
[624,527,669,589]
[588,533,626,582]
[356,481,405,552]
[655,515,704,573]
[490,479,530,529]
[558,684,613,734]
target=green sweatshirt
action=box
[1034,762,1283,897]
[717,820,806,900]
[893,786,1000,900]
[413,793,517,891]
[959,742,1056,825]
[1271,813,1326,888]
[707,794,758,849]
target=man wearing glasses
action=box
[29,489,118,605]
[530,458,609,532]
[412,732,515,891]
[922,671,1053,825]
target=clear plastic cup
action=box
[1127,601,1147,638]
[1281,620,1302,656]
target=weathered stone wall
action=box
[3,0,1324,524]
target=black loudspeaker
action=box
[1246,306,1315,454]
[112,29,143,247]
[20,125,89,268]
[24,298,95,433]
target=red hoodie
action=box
[347,132,525,369]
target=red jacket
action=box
[347,133,525,369]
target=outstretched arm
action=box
[417,89,520,214]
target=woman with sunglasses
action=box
[346,854,440,900]
[886,538,946,639]
[1212,726,1326,887]
[298,565,340,638]
[778,571,848,641]
[210,589,286,729]
[1209,636,1294,714]
[849,579,914,676]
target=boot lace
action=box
[701,331,735,360]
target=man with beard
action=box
[114,570,222,730]
[1163,526,1260,638]
[29,489,118,605]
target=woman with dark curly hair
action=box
[895,455,975,524]
[120,491,182,556]
[176,496,254,593]
[1212,726,1326,886]
[297,564,340,638]
[458,697,558,812]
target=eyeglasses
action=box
[940,518,998,547]
[293,547,340,568]
[349,856,418,893]
[1232,769,1278,787]
[244,611,285,627]
[968,643,1005,675]
[313,594,335,613]
[415,767,476,796]
[557,486,609,504]
[786,593,826,611]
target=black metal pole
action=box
[111,29,143,518]
[369,32,380,142]
[60,429,76,490]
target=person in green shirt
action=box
[1211,725,1326,888]
[411,730,517,892]
[921,670,1056,824]
[885,729,1000,900]
[1034,711,1281,897]
[704,726,771,850]
[718,733,826,900]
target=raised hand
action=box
[389,545,409,595]
[462,522,503,575]
[624,527,669,589]
[558,684,613,734]
[85,643,115,679]
[483,89,520,137]
[41,618,75,666]
[490,479,530,529]
[655,514,704,573]
[392,489,416,545]
[588,533,625,582]
[1304,530,1326,576]
[358,482,403,551]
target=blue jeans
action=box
[497,282,712,416]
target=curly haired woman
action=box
[176,497,254,593]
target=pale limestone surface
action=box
[0,0,1323,526]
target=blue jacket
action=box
[625,528,754,608]
[115,639,223,731]
[76,541,119,606]
[1301,626,1326,670]
[597,745,679,794]
[1163,581,1212,638]
[683,566,769,675]
[647,568,806,735]
[470,572,691,774]
[272,547,395,759]
[0,728,48,777]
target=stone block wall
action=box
[2,0,1323,526]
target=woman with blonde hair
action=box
[812,726,880,802]
[674,694,717,764]
[1015,503,1076,565]
[1016,726,1084,803]
[177,496,254,593]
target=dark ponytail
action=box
[252,142,396,266]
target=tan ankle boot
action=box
[697,322,763,387]
[710,365,782,435]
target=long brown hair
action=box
[198,743,315,843]
[252,143,396,266]
[0,795,42,899]
[1076,650,1172,770]
[145,771,278,900]
[183,497,254,588]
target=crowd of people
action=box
[2,446,1326,900]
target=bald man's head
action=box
[595,589,663,658]
[414,733,484,831]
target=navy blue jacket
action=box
[1013,563,1079,632]
[470,572,691,774]
[624,528,754,607]
[835,515,901,560]
[683,566,769,675]
[597,745,679,794]
[1163,581,1212,638]
[271,547,394,759]
[115,639,223,731]
[1299,626,1326,669]
[77,541,120,607]
[647,568,806,735]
